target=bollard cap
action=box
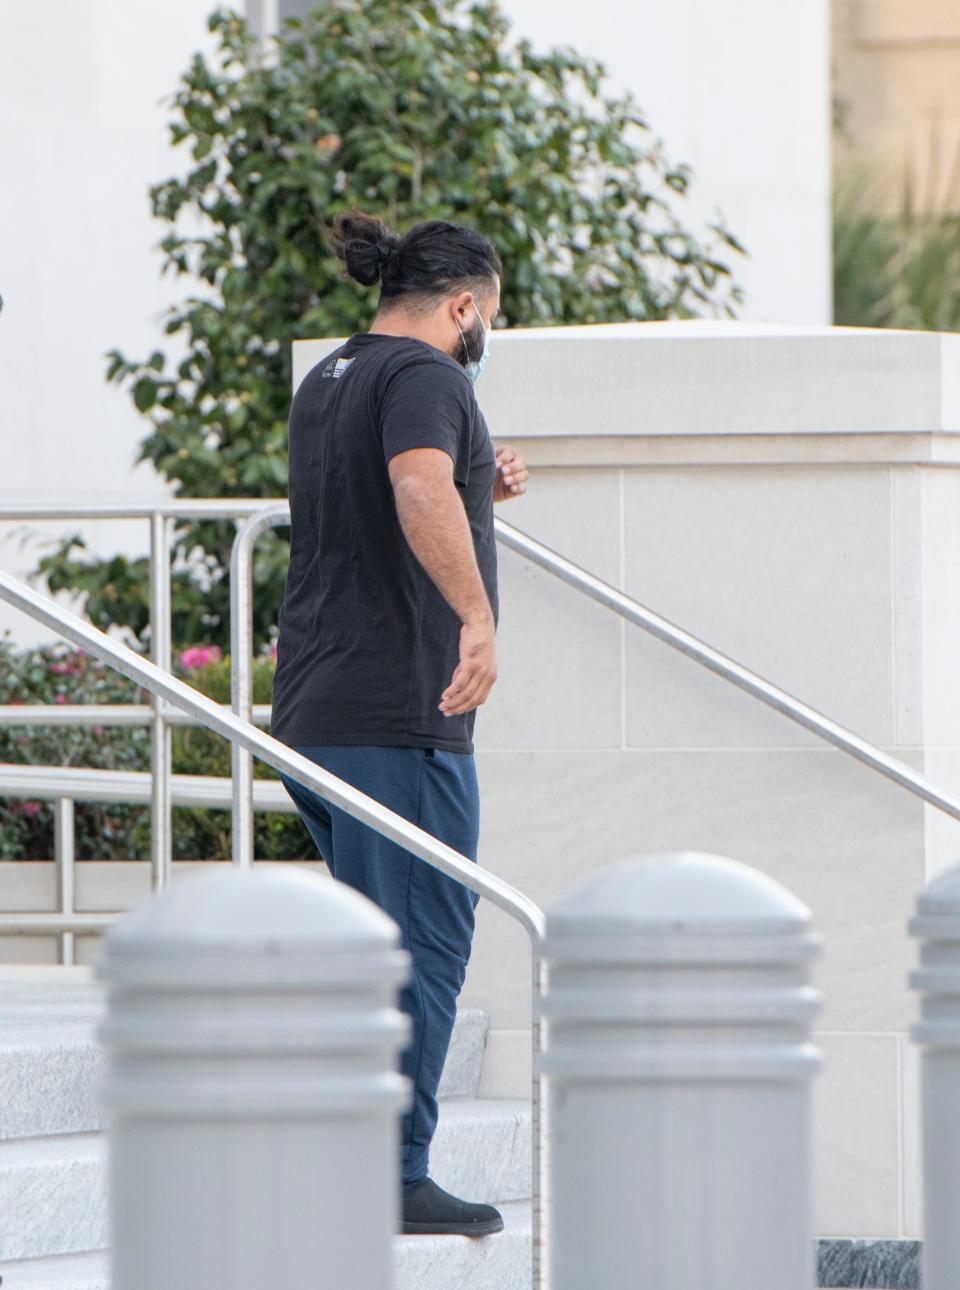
[539,852,822,1083]
[543,851,818,966]
[548,852,811,933]
[914,861,960,916]
[909,862,960,1048]
[907,861,960,944]
[95,864,407,987]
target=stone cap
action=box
[293,320,960,446]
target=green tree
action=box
[31,0,746,652]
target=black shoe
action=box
[400,1176,505,1236]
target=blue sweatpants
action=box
[277,744,480,1191]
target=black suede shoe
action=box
[400,1177,505,1236]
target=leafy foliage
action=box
[0,634,311,862]
[28,0,745,651]
[0,636,152,861]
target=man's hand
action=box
[439,615,498,716]
[493,445,528,502]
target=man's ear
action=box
[450,289,474,326]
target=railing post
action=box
[531,942,548,1290]
[149,511,173,890]
[230,503,290,869]
[908,862,960,1290]
[54,795,75,965]
[538,850,823,1290]
[95,863,411,1289]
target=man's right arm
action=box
[388,446,497,718]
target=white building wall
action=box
[499,0,832,325]
[0,1,217,647]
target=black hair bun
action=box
[329,211,401,287]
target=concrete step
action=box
[0,983,489,1141]
[0,1133,106,1264]
[0,1201,532,1289]
[428,1097,531,1203]
[0,1099,531,1262]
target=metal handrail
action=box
[0,502,288,519]
[0,761,299,809]
[493,516,960,824]
[0,703,273,726]
[225,503,960,855]
[0,566,544,938]
[0,562,548,1288]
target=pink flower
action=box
[269,640,277,659]
[14,734,28,744]
[55,693,67,704]
[179,644,223,671]
[93,725,105,738]
[49,660,78,674]
[17,801,41,817]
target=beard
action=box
[452,312,485,367]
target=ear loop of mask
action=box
[456,303,485,365]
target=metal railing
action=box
[16,499,960,901]
[0,760,299,943]
[492,518,960,823]
[230,502,290,868]
[0,560,550,1285]
[228,503,960,869]
[0,502,288,896]
[11,497,960,1286]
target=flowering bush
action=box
[179,644,223,670]
[0,631,310,862]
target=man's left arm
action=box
[493,445,529,503]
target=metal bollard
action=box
[908,861,960,1290]
[95,863,411,1290]
[538,850,823,1290]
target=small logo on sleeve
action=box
[321,356,356,380]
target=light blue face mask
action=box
[457,304,491,384]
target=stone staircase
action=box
[0,972,532,1289]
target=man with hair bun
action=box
[271,211,529,1237]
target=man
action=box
[271,212,528,1236]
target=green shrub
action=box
[0,632,313,862]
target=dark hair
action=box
[328,211,502,311]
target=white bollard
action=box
[94,863,411,1290]
[539,850,823,1290]
[908,862,960,1290]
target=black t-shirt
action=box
[270,332,499,755]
